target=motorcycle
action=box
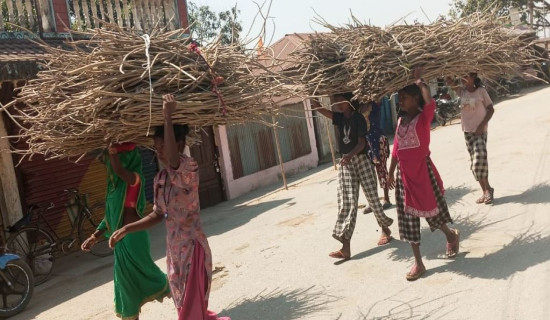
[497,77,521,96]
[0,253,34,318]
[434,89,461,126]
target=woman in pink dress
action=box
[388,68,460,281]
[109,94,230,320]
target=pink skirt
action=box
[177,243,230,320]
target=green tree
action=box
[449,0,549,28]
[188,2,242,45]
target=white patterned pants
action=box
[333,154,394,242]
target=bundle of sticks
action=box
[3,24,288,160]
[290,12,542,101]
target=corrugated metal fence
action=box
[226,102,311,179]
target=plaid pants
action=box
[373,135,390,190]
[464,132,489,181]
[396,159,453,244]
[333,154,394,242]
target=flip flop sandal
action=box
[377,235,392,246]
[382,202,392,210]
[329,250,350,260]
[476,195,485,204]
[484,188,494,204]
[446,229,460,258]
[406,265,426,281]
[363,207,373,214]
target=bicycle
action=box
[6,189,112,285]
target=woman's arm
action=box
[108,149,137,185]
[387,156,398,190]
[474,88,494,135]
[311,99,333,119]
[81,228,106,252]
[413,68,431,104]
[162,94,180,169]
[108,211,165,248]
[340,137,366,166]
[475,104,494,135]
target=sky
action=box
[189,0,456,46]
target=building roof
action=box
[0,39,63,81]
[260,33,318,72]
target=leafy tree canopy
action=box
[188,2,243,45]
[449,0,550,28]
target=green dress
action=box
[97,149,170,320]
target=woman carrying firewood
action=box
[108,94,230,320]
[388,68,459,281]
[447,73,495,204]
[314,93,394,261]
[81,143,170,319]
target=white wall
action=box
[216,100,319,200]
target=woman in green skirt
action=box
[81,143,170,319]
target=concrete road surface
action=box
[13,86,550,320]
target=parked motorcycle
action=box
[434,89,461,126]
[497,77,521,96]
[0,253,34,318]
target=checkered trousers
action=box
[464,132,489,181]
[333,154,394,242]
[374,135,390,190]
[396,159,453,244]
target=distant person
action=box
[109,94,230,320]
[447,73,495,204]
[314,93,394,261]
[388,68,459,281]
[81,143,170,320]
[359,101,392,214]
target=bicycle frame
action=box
[19,191,93,254]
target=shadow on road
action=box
[204,199,293,237]
[494,182,550,206]
[444,184,475,208]
[383,213,523,263]
[220,286,338,320]
[12,252,115,320]
[430,227,550,280]
[354,288,464,320]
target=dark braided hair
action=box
[469,72,484,88]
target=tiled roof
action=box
[0,39,51,62]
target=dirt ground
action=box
[13,86,550,320]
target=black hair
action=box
[154,124,189,143]
[469,72,484,88]
[398,84,426,109]
[332,92,360,110]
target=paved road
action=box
[13,86,550,320]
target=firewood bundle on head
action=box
[3,24,287,161]
[291,12,542,102]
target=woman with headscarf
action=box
[81,143,170,320]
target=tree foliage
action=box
[188,2,242,45]
[449,0,550,28]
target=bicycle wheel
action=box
[78,203,113,257]
[6,228,55,286]
[0,258,34,318]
